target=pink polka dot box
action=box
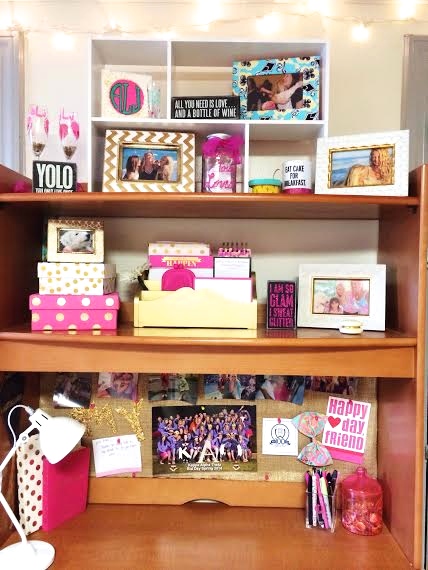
[29,293,119,331]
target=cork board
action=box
[39,374,377,482]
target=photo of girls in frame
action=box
[232,56,320,121]
[204,374,259,400]
[152,405,257,476]
[304,376,358,395]
[97,372,138,400]
[246,73,304,112]
[147,373,198,404]
[120,144,180,183]
[312,278,370,316]
[329,145,395,188]
[53,372,92,408]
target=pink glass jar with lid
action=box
[201,133,243,193]
[341,467,383,536]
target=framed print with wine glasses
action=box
[102,129,195,193]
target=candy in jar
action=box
[201,133,243,193]
[341,467,383,536]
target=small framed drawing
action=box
[103,129,195,193]
[47,218,104,263]
[315,130,409,196]
[232,56,320,121]
[297,264,386,331]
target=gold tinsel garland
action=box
[115,399,145,442]
[71,403,117,436]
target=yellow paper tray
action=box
[133,287,257,329]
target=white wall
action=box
[24,33,89,176]
[24,8,428,178]
[22,4,424,300]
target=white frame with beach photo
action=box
[314,130,409,196]
[297,264,386,331]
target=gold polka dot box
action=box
[37,263,116,295]
[29,292,119,331]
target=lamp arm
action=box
[0,424,36,546]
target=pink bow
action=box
[292,412,333,467]
[202,135,244,164]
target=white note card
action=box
[262,418,299,456]
[92,434,142,478]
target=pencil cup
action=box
[305,488,337,532]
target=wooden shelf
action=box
[92,116,326,141]
[0,192,419,220]
[92,117,247,137]
[2,504,410,570]
[0,324,416,377]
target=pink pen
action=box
[316,472,329,529]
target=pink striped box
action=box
[148,255,213,269]
[29,293,119,331]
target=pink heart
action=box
[328,416,341,428]
[71,120,80,140]
[59,124,68,141]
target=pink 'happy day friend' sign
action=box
[322,396,371,464]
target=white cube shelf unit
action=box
[89,38,329,192]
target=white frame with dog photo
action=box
[297,263,386,331]
[47,217,104,263]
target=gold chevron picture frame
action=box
[102,129,196,193]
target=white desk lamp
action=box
[0,405,85,569]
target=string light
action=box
[306,0,329,16]
[256,12,281,34]
[194,0,222,28]
[2,2,428,43]
[351,22,370,42]
[0,16,11,31]
[398,0,417,20]
[155,28,177,40]
[195,23,211,32]
[3,16,27,32]
[52,31,75,51]
[105,19,123,34]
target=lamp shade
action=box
[29,409,85,464]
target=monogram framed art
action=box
[101,70,153,118]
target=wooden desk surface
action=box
[4,504,411,569]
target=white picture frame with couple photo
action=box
[315,130,409,197]
[297,264,386,331]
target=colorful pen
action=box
[320,475,332,529]
[316,472,328,529]
[305,471,312,527]
[312,470,317,527]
